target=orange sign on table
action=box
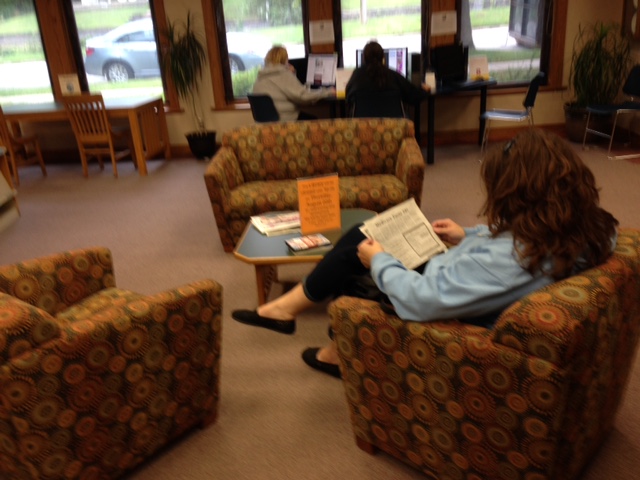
[297,173,341,234]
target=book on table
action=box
[359,198,448,270]
[285,233,332,255]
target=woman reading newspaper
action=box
[232,129,619,378]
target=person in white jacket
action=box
[232,128,619,378]
[252,45,335,121]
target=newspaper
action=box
[250,211,301,236]
[359,198,447,270]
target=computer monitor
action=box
[429,44,469,84]
[305,53,338,87]
[355,47,409,78]
[288,57,308,85]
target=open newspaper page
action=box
[359,199,447,270]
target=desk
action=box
[417,80,497,165]
[2,96,171,176]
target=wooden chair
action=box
[0,105,47,186]
[62,93,133,178]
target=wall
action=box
[164,0,625,148]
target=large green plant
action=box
[162,12,207,132]
[569,22,631,108]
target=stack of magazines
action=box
[250,211,301,236]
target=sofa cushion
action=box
[228,175,408,220]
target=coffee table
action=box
[233,208,376,305]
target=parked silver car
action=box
[84,18,269,82]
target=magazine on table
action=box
[250,211,301,236]
[359,198,447,270]
[285,233,333,255]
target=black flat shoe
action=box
[301,348,341,379]
[231,309,296,335]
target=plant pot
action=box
[186,131,217,160]
[564,104,611,144]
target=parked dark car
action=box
[84,19,269,82]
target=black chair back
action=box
[622,65,640,98]
[523,72,545,109]
[247,94,280,122]
[352,90,405,118]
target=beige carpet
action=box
[1,141,639,480]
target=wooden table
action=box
[2,96,171,176]
[233,209,376,305]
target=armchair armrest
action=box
[0,293,60,363]
[395,137,425,207]
[0,246,115,315]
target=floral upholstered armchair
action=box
[0,247,223,479]
[328,228,640,480]
[204,118,425,252]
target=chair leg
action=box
[7,149,19,186]
[109,146,118,178]
[582,111,592,150]
[480,120,491,156]
[34,141,46,177]
[79,149,89,178]
[607,113,620,159]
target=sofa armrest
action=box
[204,146,245,206]
[0,246,115,315]
[204,147,246,250]
[0,293,60,363]
[395,137,425,207]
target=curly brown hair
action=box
[480,128,618,280]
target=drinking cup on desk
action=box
[425,72,437,92]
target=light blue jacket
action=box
[370,224,556,323]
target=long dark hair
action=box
[362,41,389,89]
[480,128,618,280]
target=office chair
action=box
[582,64,640,160]
[0,105,47,186]
[480,72,545,153]
[247,94,280,122]
[62,93,132,178]
[351,90,406,118]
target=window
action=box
[214,0,306,99]
[0,0,52,105]
[341,0,422,71]
[70,0,163,100]
[462,0,549,83]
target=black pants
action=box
[302,225,369,302]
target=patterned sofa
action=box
[0,247,223,479]
[203,118,425,252]
[328,228,640,480]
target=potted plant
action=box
[162,11,217,159]
[564,22,632,142]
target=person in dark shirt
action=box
[345,41,428,113]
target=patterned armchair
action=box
[0,247,223,480]
[204,118,425,252]
[328,228,640,480]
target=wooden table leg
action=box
[255,264,277,305]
